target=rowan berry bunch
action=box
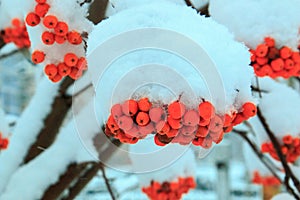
[250,37,300,79]
[104,97,257,148]
[26,0,88,82]
[0,132,9,150]
[252,171,281,186]
[0,18,30,48]
[142,177,196,200]
[261,134,300,163]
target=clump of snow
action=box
[249,78,300,143]
[129,141,196,187]
[271,193,295,200]
[0,77,60,193]
[0,108,10,137]
[209,0,300,50]
[88,1,255,125]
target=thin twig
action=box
[184,0,197,9]
[100,163,116,200]
[251,85,269,94]
[232,129,281,182]
[255,77,263,98]
[72,83,92,98]
[0,49,21,60]
[257,107,300,199]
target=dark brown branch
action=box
[251,85,269,94]
[87,0,109,24]
[255,77,263,98]
[257,107,300,199]
[0,37,5,50]
[0,49,21,60]
[23,78,74,164]
[62,163,101,200]
[100,163,116,200]
[184,0,196,9]
[232,129,281,182]
[42,162,91,200]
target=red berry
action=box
[111,104,123,120]
[25,12,40,27]
[167,129,179,137]
[64,53,78,67]
[43,15,58,29]
[76,57,88,70]
[58,63,71,76]
[208,115,223,133]
[154,134,166,146]
[242,102,257,118]
[280,47,292,59]
[168,101,186,119]
[138,98,152,112]
[232,113,246,126]
[50,74,62,83]
[36,0,47,3]
[69,67,82,80]
[42,31,55,45]
[198,101,215,120]
[54,22,69,36]
[55,35,67,44]
[284,59,294,70]
[117,115,133,131]
[32,50,45,64]
[67,31,82,45]
[264,37,275,47]
[167,117,183,130]
[271,58,284,72]
[107,115,119,133]
[183,110,199,126]
[138,123,155,136]
[121,100,138,116]
[155,121,170,135]
[267,47,279,60]
[255,44,268,58]
[44,64,57,77]
[149,107,165,123]
[136,112,150,126]
[283,135,293,145]
[35,3,50,18]
[196,126,209,137]
[12,18,21,27]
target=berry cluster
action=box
[0,132,9,150]
[250,37,300,79]
[252,171,281,186]
[104,98,257,148]
[261,134,300,163]
[0,18,30,48]
[142,177,196,200]
[26,0,87,82]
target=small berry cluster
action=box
[261,134,300,163]
[252,171,281,186]
[104,98,257,148]
[250,37,300,79]
[0,132,9,150]
[0,18,30,48]
[26,0,87,82]
[142,177,196,200]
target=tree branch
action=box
[257,107,300,199]
[100,163,116,200]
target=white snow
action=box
[209,0,300,50]
[249,78,300,143]
[271,193,295,200]
[87,1,255,125]
[0,77,60,193]
[0,108,10,137]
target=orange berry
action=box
[117,115,133,131]
[224,126,233,133]
[25,12,40,27]
[196,126,209,137]
[55,35,67,44]
[260,64,272,76]
[107,115,119,133]
[232,113,246,126]
[223,114,232,127]
[283,135,293,145]
[126,126,139,138]
[167,117,183,130]
[42,31,55,45]
[271,58,284,72]
[111,104,123,120]
[121,100,138,116]
[64,53,78,67]
[168,101,186,119]
[35,3,50,17]
[32,50,45,64]
[50,74,62,83]
[208,115,223,133]
[255,44,269,58]
[58,63,71,77]
[44,64,57,77]
[280,46,292,59]
[149,107,165,123]
[202,136,213,149]
[138,123,154,136]
[167,129,179,137]
[36,0,46,3]
[136,112,150,126]
[43,15,58,29]
[183,110,200,126]
[155,121,170,135]
[242,102,257,118]
[181,126,197,136]
[138,98,152,112]
[154,134,166,146]
[198,101,215,120]
[261,143,270,153]
[12,18,21,27]
[292,52,300,63]
[284,59,294,70]
[67,31,82,45]
[76,57,88,70]
[69,67,82,80]
[54,22,69,36]
[199,117,210,126]
[264,37,275,47]
[256,57,268,66]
